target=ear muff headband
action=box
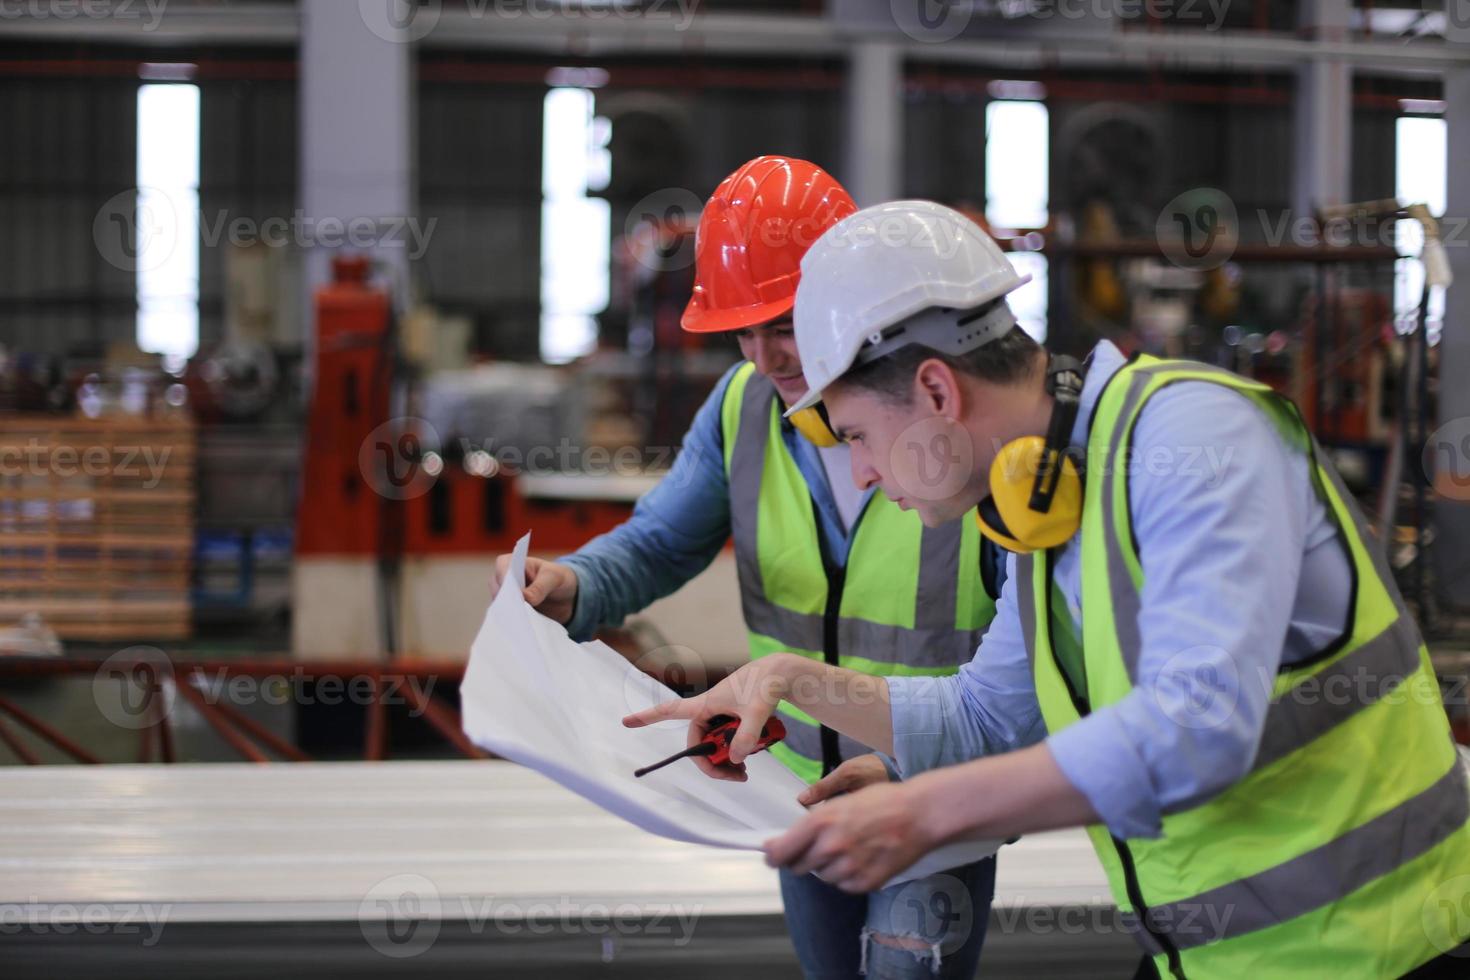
[975,355,1086,554]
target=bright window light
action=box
[1393,115,1447,335]
[986,94,1049,341]
[540,85,611,364]
[136,82,200,367]
[985,99,1048,230]
[1006,251,1049,343]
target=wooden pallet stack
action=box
[0,416,195,641]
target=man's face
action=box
[824,378,991,528]
[734,318,806,406]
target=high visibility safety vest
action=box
[721,362,997,784]
[1015,354,1470,979]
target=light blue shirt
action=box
[885,340,1353,840]
[560,363,877,642]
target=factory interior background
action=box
[2,1,1470,977]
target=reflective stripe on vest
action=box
[1015,355,1470,979]
[721,362,996,784]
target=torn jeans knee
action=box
[860,862,995,979]
[860,926,944,978]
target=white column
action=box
[844,40,902,207]
[1292,0,1352,216]
[300,0,415,307]
[1435,66,1470,607]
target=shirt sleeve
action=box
[1045,382,1314,839]
[558,364,739,641]
[886,551,1049,778]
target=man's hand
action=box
[797,754,892,807]
[622,654,796,782]
[763,781,935,893]
[770,744,1101,892]
[492,555,579,625]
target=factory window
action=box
[540,83,612,364]
[985,94,1049,342]
[1393,113,1448,340]
[135,79,201,369]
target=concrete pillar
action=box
[1292,0,1352,216]
[844,40,902,207]
[1434,67,1470,609]
[300,0,415,308]
[295,1,415,660]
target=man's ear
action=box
[913,358,962,418]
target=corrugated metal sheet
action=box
[0,77,136,354]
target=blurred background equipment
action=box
[0,1,1468,976]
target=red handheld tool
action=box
[633,714,787,778]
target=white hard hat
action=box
[786,200,1031,416]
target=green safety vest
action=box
[721,362,997,784]
[1015,354,1470,979]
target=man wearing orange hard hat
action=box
[494,156,1007,978]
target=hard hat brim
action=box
[681,294,796,334]
[783,385,825,417]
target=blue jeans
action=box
[778,856,997,979]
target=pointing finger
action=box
[622,696,698,729]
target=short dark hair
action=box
[831,325,1043,405]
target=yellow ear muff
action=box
[788,406,839,448]
[975,436,1083,553]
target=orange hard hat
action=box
[681,156,856,334]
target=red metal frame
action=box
[0,656,485,765]
[0,694,102,764]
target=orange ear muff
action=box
[976,436,1083,553]
[788,405,839,448]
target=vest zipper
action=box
[818,560,845,777]
[808,493,874,778]
[1042,551,1186,980]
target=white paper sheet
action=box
[460,533,999,884]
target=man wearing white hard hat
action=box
[498,163,1010,980]
[625,201,1470,979]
